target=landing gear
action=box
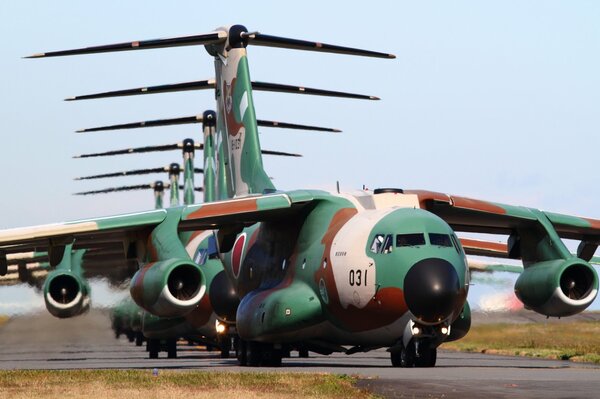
[390,341,437,368]
[237,340,283,367]
[146,338,177,359]
[219,335,232,358]
[148,339,159,359]
[135,332,144,347]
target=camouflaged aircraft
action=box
[2,25,598,368]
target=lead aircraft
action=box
[3,25,598,367]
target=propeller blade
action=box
[252,81,379,100]
[257,119,340,132]
[74,185,153,195]
[74,167,168,180]
[25,32,226,58]
[66,80,216,101]
[73,143,202,158]
[67,79,377,101]
[77,116,202,133]
[246,33,395,59]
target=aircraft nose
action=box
[404,258,462,324]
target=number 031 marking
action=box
[348,269,368,286]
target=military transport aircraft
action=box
[2,25,597,368]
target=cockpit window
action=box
[396,233,426,247]
[450,234,462,254]
[370,234,385,253]
[370,234,394,254]
[429,233,452,247]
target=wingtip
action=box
[388,53,397,59]
[369,96,381,101]
[333,128,342,133]
[72,155,81,159]
[75,129,86,133]
[64,96,76,101]
[23,53,45,59]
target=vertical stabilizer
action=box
[207,25,275,199]
[182,139,196,205]
[202,110,217,202]
[168,163,181,206]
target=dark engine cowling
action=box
[209,270,240,321]
[515,259,598,317]
[43,271,90,318]
[130,259,205,318]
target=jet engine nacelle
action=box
[130,259,205,318]
[514,259,598,317]
[43,270,90,318]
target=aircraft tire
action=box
[415,347,437,367]
[247,341,262,367]
[167,339,177,359]
[390,350,401,367]
[148,339,159,359]
[237,339,248,366]
[262,347,282,367]
[135,332,144,347]
[298,348,309,358]
[400,343,415,367]
[220,336,231,359]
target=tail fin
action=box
[201,110,218,202]
[211,25,274,198]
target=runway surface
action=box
[0,310,598,398]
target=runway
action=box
[0,310,598,398]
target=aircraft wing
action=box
[407,189,600,260]
[0,210,167,262]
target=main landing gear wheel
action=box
[135,332,144,347]
[219,336,232,359]
[148,339,159,359]
[238,340,283,367]
[167,339,177,359]
[415,346,437,367]
[390,343,415,367]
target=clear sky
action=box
[0,1,599,311]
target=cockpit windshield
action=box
[396,233,426,247]
[429,233,452,247]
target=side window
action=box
[382,234,394,253]
[450,234,463,254]
[429,233,452,247]
[370,234,393,254]
[370,234,385,253]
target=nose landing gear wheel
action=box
[415,347,437,367]
[390,342,416,367]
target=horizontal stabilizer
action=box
[25,32,226,58]
[75,166,203,180]
[67,79,378,101]
[73,143,202,158]
[75,143,300,159]
[78,115,340,133]
[75,183,203,195]
[245,32,395,59]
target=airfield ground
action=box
[0,310,599,398]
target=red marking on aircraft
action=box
[231,233,247,278]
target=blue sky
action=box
[0,1,599,311]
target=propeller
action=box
[76,115,340,133]
[74,165,203,181]
[65,79,379,101]
[26,25,394,59]
[74,182,203,196]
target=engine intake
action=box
[130,259,205,318]
[515,259,598,317]
[43,271,90,318]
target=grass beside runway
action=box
[0,370,375,399]
[441,320,600,363]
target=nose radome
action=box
[404,258,462,324]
